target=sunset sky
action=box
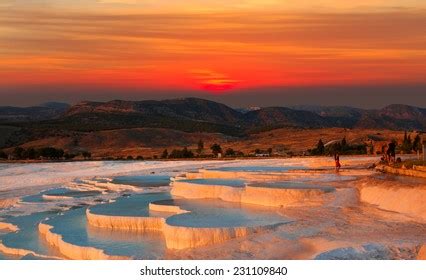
[1,1,425,107]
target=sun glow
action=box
[190,69,240,92]
[0,1,425,98]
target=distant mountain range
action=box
[0,98,425,149]
[0,102,70,122]
[290,104,426,130]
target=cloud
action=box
[3,1,426,13]
[0,7,425,91]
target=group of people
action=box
[334,141,399,172]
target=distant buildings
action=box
[255,153,270,157]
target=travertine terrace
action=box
[0,158,425,260]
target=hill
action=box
[0,98,425,154]
[0,103,69,122]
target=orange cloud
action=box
[0,9,425,92]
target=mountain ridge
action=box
[0,98,425,149]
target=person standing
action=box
[386,142,396,164]
[334,153,341,172]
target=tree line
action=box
[160,140,246,159]
[0,147,92,160]
[309,132,423,156]
[309,137,367,156]
[400,132,422,154]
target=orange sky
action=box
[0,1,425,97]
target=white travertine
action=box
[85,208,282,250]
[38,222,130,260]
[171,181,333,207]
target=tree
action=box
[0,150,7,159]
[341,137,348,151]
[161,149,169,159]
[56,149,64,159]
[39,147,64,159]
[401,131,413,153]
[327,142,342,155]
[26,148,36,160]
[64,153,76,160]
[210,143,222,156]
[168,147,194,159]
[197,139,204,155]
[225,148,235,157]
[12,147,25,159]
[267,147,273,155]
[236,151,245,157]
[127,155,134,160]
[413,134,422,152]
[169,149,181,158]
[82,151,91,160]
[181,147,194,158]
[316,139,325,155]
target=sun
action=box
[201,78,239,91]
[190,69,240,92]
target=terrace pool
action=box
[112,175,170,188]
[162,199,287,228]
[1,210,64,258]
[178,179,246,188]
[46,207,166,259]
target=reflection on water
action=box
[165,199,287,228]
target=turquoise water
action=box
[1,193,172,260]
[46,207,166,259]
[164,199,287,228]
[213,166,306,172]
[1,210,64,258]
[1,190,287,260]
[90,194,286,228]
[0,230,15,260]
[90,192,171,217]
[112,175,170,188]
[179,179,246,187]
[22,188,102,203]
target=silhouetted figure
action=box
[386,142,396,164]
[334,153,341,172]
